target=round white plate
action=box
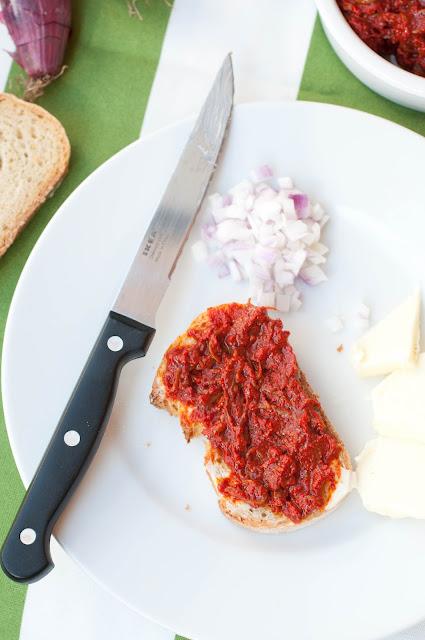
[4,103,425,640]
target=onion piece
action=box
[310,242,329,255]
[257,291,275,307]
[285,220,309,242]
[325,315,344,333]
[255,245,279,265]
[289,193,310,220]
[280,196,297,219]
[276,293,291,313]
[300,264,327,285]
[278,176,294,189]
[216,220,252,243]
[250,165,274,183]
[286,249,307,276]
[255,200,282,222]
[312,203,325,221]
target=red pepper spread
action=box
[163,304,342,524]
[338,0,425,77]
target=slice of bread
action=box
[0,93,70,257]
[151,304,351,532]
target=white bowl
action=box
[315,0,425,111]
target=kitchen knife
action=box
[1,54,234,584]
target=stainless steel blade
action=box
[113,54,234,328]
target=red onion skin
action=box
[0,0,71,78]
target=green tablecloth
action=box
[1,7,425,640]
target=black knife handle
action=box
[1,311,155,583]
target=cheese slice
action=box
[372,353,425,442]
[351,289,420,377]
[356,437,425,518]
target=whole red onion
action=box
[0,0,71,99]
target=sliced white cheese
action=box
[325,467,353,511]
[356,437,425,519]
[372,353,425,443]
[351,289,420,377]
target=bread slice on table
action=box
[0,93,70,257]
[151,303,352,533]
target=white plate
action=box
[4,103,425,640]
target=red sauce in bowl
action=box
[163,303,342,524]
[337,0,425,77]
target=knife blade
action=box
[113,53,234,328]
[1,54,234,584]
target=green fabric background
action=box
[0,1,170,638]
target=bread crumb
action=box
[337,344,344,353]
[145,442,151,448]
[184,504,191,512]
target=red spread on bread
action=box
[163,303,342,523]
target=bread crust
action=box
[0,93,71,257]
[150,305,351,532]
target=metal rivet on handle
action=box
[64,430,80,447]
[107,336,123,352]
[20,528,36,545]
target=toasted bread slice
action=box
[0,93,70,257]
[151,304,351,532]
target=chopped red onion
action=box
[310,241,328,255]
[289,193,310,220]
[257,291,275,307]
[320,214,330,228]
[280,197,297,219]
[193,168,330,311]
[250,165,274,183]
[216,220,252,243]
[312,203,325,222]
[300,264,327,286]
[250,261,271,282]
[255,186,277,201]
[286,249,307,275]
[307,251,326,265]
[278,176,294,189]
[275,267,295,288]
[255,245,278,265]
